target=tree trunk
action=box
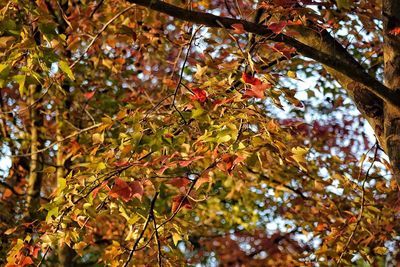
[383,0,400,186]
[25,84,43,219]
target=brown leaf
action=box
[171,195,192,213]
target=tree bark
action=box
[25,84,43,219]
[383,0,400,186]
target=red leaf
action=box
[109,178,144,202]
[190,88,207,103]
[109,178,132,202]
[242,73,262,86]
[113,161,130,167]
[30,246,41,258]
[231,23,245,34]
[168,177,191,188]
[389,27,400,35]
[268,21,287,34]
[243,83,272,99]
[129,181,144,201]
[20,256,34,267]
[273,43,296,59]
[83,91,95,100]
[171,195,192,213]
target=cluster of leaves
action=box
[0,0,399,266]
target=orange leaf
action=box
[20,256,34,267]
[231,23,245,34]
[242,73,262,86]
[83,91,95,100]
[190,88,207,103]
[178,156,204,167]
[389,27,400,35]
[92,180,109,198]
[243,83,271,99]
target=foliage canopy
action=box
[1,0,400,266]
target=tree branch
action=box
[125,0,400,107]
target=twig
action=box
[70,4,135,69]
[89,0,105,18]
[152,206,162,267]
[336,141,379,266]
[123,192,159,267]
[171,26,202,124]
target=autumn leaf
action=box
[168,177,191,188]
[243,83,271,99]
[83,91,95,100]
[171,195,192,213]
[92,180,109,198]
[231,23,245,34]
[129,181,144,201]
[190,88,207,102]
[268,21,287,34]
[389,27,400,35]
[109,178,129,200]
[20,256,34,267]
[242,73,262,86]
[272,43,296,59]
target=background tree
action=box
[1,0,400,266]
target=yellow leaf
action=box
[4,226,18,235]
[73,241,87,256]
[287,70,297,78]
[92,132,104,144]
[194,64,208,79]
[172,232,182,246]
[46,207,59,222]
[59,60,75,80]
[373,246,387,255]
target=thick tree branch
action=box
[125,0,400,107]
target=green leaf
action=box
[217,134,231,143]
[59,60,75,80]
[13,75,26,96]
[0,63,9,74]
[58,177,66,192]
[46,207,59,222]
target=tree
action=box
[1,0,400,266]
